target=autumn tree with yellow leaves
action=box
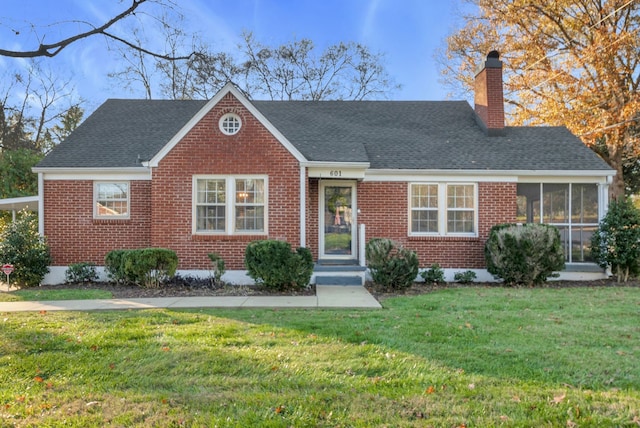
[441,0,640,198]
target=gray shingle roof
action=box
[37,97,612,172]
[37,99,206,168]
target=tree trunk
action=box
[607,145,625,200]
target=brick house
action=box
[29,52,614,284]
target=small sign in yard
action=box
[2,264,14,276]
[2,264,14,287]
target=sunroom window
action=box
[516,183,599,262]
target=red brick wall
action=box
[150,92,300,270]
[43,180,152,265]
[474,63,505,131]
[357,181,516,268]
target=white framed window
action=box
[193,175,267,235]
[219,113,242,135]
[410,183,476,236]
[94,182,129,219]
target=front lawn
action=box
[0,286,638,426]
[0,288,113,302]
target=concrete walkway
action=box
[0,285,381,312]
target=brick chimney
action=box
[474,50,505,136]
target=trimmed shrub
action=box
[365,238,419,291]
[208,253,226,285]
[105,248,178,288]
[244,240,313,291]
[454,270,477,284]
[65,262,99,283]
[485,223,565,286]
[421,263,445,284]
[590,198,640,282]
[0,212,51,288]
[105,249,134,284]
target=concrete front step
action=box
[315,275,363,286]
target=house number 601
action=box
[329,170,342,177]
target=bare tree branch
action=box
[0,0,194,60]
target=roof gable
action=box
[147,83,306,167]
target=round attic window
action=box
[219,113,242,135]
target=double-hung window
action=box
[94,182,129,219]
[193,176,267,235]
[410,183,476,236]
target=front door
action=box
[320,181,357,260]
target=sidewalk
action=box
[0,285,381,312]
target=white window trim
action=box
[219,113,242,135]
[192,175,268,235]
[408,182,478,237]
[93,181,130,219]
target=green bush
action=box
[105,249,134,284]
[453,270,477,284]
[208,253,226,285]
[421,263,445,284]
[365,238,419,291]
[244,240,313,291]
[105,248,178,288]
[0,212,51,288]
[65,262,99,283]
[485,223,565,286]
[590,198,640,282]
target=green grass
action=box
[0,288,113,302]
[0,286,638,426]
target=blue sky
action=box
[0,0,470,113]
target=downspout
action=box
[299,165,306,248]
[38,172,44,236]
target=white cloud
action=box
[361,0,382,41]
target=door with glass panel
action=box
[320,181,356,259]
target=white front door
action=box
[319,180,357,260]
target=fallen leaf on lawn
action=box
[425,385,435,394]
[34,376,44,383]
[468,383,475,390]
[275,405,285,414]
[552,393,566,404]
[161,346,170,352]
[512,395,521,402]
[39,310,47,315]
[371,376,384,384]
[16,396,25,403]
